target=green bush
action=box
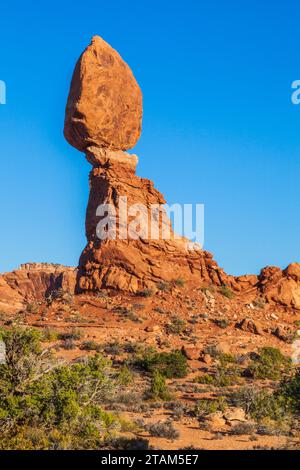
[0,327,125,449]
[157,281,170,292]
[193,397,227,418]
[172,278,185,288]
[136,289,153,298]
[166,317,186,335]
[219,286,235,299]
[41,328,59,342]
[148,370,171,401]
[80,340,102,352]
[117,365,134,386]
[146,420,180,439]
[194,362,241,387]
[229,387,289,423]
[279,369,300,414]
[137,350,188,378]
[57,328,83,341]
[244,347,292,381]
[213,318,230,329]
[194,374,216,385]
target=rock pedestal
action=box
[77,147,230,293]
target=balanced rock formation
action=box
[64,36,142,152]
[63,36,300,308]
[64,36,234,293]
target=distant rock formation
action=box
[0,264,76,313]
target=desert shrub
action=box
[213,318,230,329]
[124,343,156,363]
[46,289,73,306]
[80,340,102,352]
[41,328,59,342]
[256,419,290,437]
[0,327,50,390]
[108,437,149,450]
[0,327,127,450]
[136,289,153,298]
[0,311,8,320]
[104,342,123,356]
[157,281,170,292]
[253,296,266,309]
[215,363,242,386]
[132,303,145,311]
[163,401,187,419]
[244,347,292,381]
[124,310,142,323]
[203,345,235,361]
[113,306,141,323]
[146,420,180,439]
[279,369,300,414]
[230,422,256,435]
[153,306,166,314]
[137,350,188,378]
[229,387,288,423]
[200,285,215,294]
[25,302,40,314]
[219,286,235,299]
[65,312,86,323]
[195,353,240,387]
[194,374,216,385]
[57,328,83,341]
[172,278,185,288]
[193,397,227,418]
[166,317,186,335]
[61,338,76,350]
[218,353,237,365]
[117,365,133,386]
[147,370,171,401]
[196,368,240,388]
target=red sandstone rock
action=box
[0,263,77,313]
[237,318,263,336]
[76,147,235,294]
[181,345,201,360]
[259,264,300,310]
[63,37,300,311]
[64,36,142,152]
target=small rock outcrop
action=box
[0,264,76,313]
[259,264,300,310]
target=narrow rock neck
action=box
[85,146,138,174]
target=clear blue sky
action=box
[0,0,299,275]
